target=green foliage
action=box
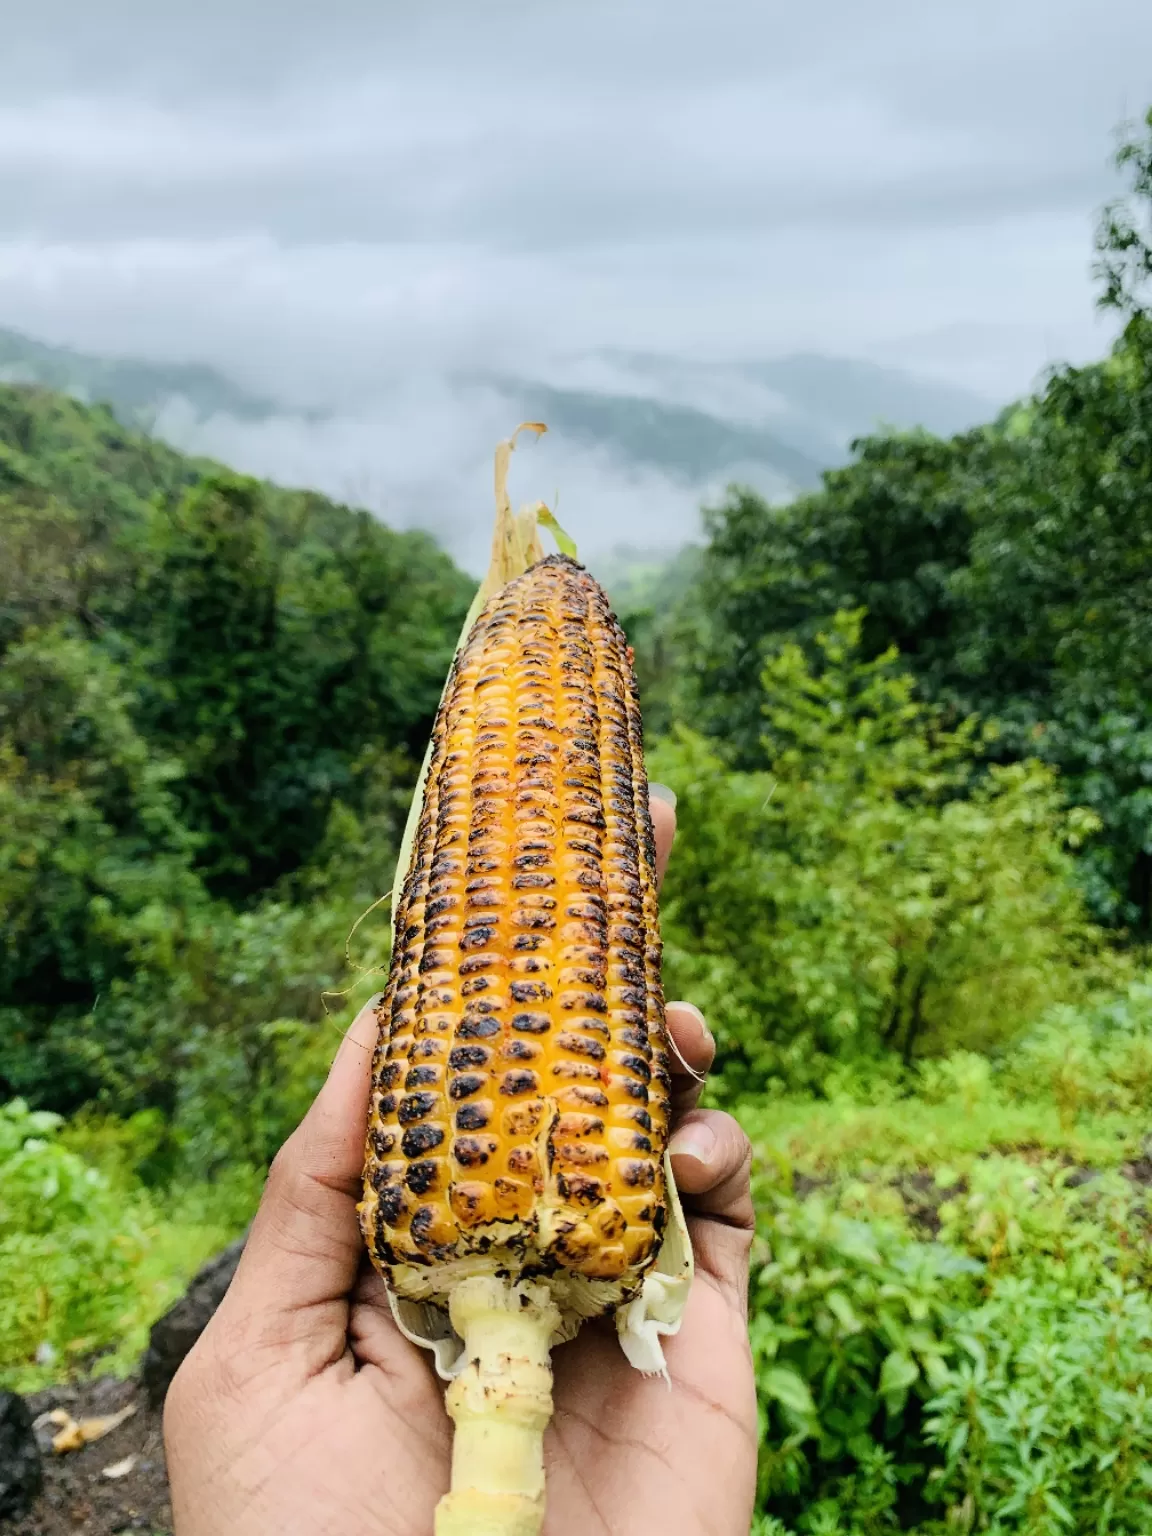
[652,613,1104,1096]
[679,431,987,767]
[750,1185,976,1531]
[1095,105,1152,317]
[742,975,1152,1533]
[0,1099,245,1391]
[925,1275,1152,1533]
[119,470,471,897]
[0,382,469,1116]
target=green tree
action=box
[679,430,992,767]
[123,472,471,896]
[652,613,1102,1096]
[1095,105,1152,317]
[0,630,207,1106]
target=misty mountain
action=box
[0,323,994,567]
[471,374,827,491]
[0,325,278,423]
[501,349,993,475]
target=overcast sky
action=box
[1,1,1149,562]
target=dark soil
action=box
[2,1378,171,1536]
[894,1170,968,1237]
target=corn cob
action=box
[359,494,679,1534]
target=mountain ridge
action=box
[0,324,993,498]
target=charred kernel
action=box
[621,1107,654,1131]
[511,1011,551,1034]
[404,1064,440,1088]
[377,1061,401,1089]
[618,1158,657,1189]
[556,1031,607,1061]
[510,981,553,1003]
[448,1045,491,1070]
[511,911,556,931]
[450,1182,491,1222]
[448,1073,486,1100]
[397,1091,438,1124]
[555,1113,605,1137]
[512,934,544,951]
[453,1135,498,1168]
[409,1205,447,1249]
[377,1184,408,1224]
[617,1054,652,1081]
[557,1172,605,1205]
[561,990,607,1014]
[454,1101,492,1131]
[551,1060,600,1081]
[463,913,500,931]
[405,1159,441,1195]
[458,1016,501,1039]
[371,1128,397,1158]
[459,927,495,949]
[503,1101,545,1136]
[555,1142,609,1167]
[401,1124,445,1157]
[377,1092,398,1117]
[567,1014,610,1038]
[499,1069,540,1096]
[559,967,607,988]
[459,954,497,974]
[501,1038,539,1061]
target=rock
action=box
[0,1391,43,1519]
[141,1235,248,1407]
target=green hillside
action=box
[0,324,278,423]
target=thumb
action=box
[224,994,383,1320]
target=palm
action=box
[333,1213,756,1536]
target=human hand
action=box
[165,797,758,1535]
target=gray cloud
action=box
[0,0,1145,563]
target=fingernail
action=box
[670,1122,716,1166]
[671,1000,713,1051]
[649,782,677,809]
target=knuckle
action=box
[265,1133,302,1193]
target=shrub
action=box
[651,613,1104,1098]
[0,1099,242,1390]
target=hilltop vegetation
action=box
[3,104,1152,1536]
[0,384,471,1140]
